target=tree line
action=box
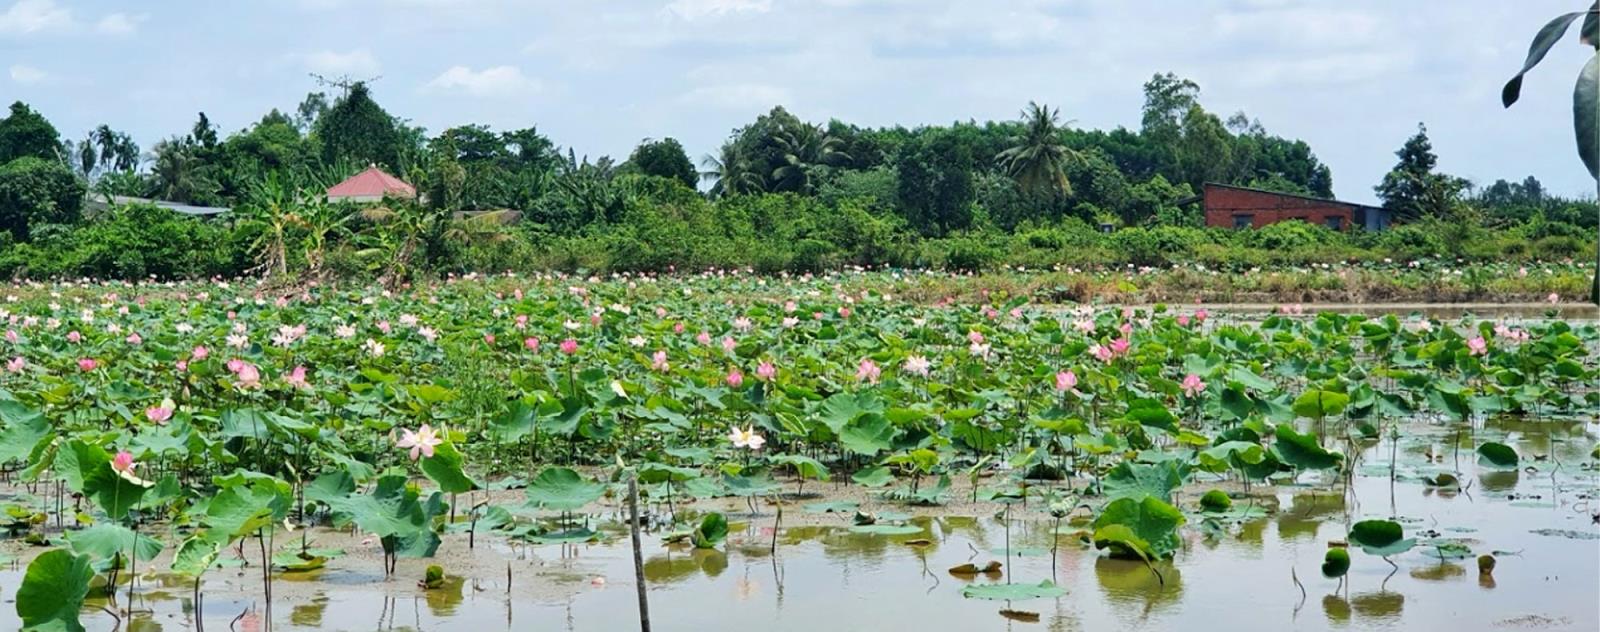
[0,73,1592,280]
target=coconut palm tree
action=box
[996,101,1081,197]
[769,122,850,194]
[700,142,763,198]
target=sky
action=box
[1,0,1595,204]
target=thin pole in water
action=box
[628,475,652,632]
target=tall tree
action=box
[996,101,1080,197]
[626,137,697,188]
[0,102,62,164]
[700,141,762,198]
[896,127,976,236]
[314,82,403,170]
[1374,124,1465,221]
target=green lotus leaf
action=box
[524,467,606,511]
[16,549,94,632]
[420,440,477,494]
[64,523,163,563]
[692,512,728,549]
[1476,442,1519,469]
[1273,424,1343,470]
[1091,496,1185,560]
[851,465,895,488]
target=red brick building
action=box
[1197,183,1391,231]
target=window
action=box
[1325,216,1343,231]
[1232,214,1253,229]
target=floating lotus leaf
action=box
[961,580,1066,601]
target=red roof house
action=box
[326,165,416,203]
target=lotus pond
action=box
[0,273,1594,631]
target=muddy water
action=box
[0,420,1595,632]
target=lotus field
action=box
[0,271,1596,630]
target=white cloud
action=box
[0,0,71,34]
[677,83,789,109]
[424,65,537,97]
[664,0,771,21]
[8,64,45,83]
[298,49,382,76]
[94,12,144,35]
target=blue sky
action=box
[3,0,1594,203]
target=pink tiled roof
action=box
[326,166,416,199]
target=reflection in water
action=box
[1092,557,1183,614]
[289,593,329,627]
[424,576,467,616]
[1409,562,1466,582]
[1350,591,1405,620]
[1478,470,1520,493]
[1322,594,1352,623]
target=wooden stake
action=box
[628,476,652,632]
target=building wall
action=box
[1202,185,1357,231]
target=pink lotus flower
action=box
[1195,309,1209,322]
[227,358,245,373]
[234,363,261,388]
[524,337,540,351]
[783,301,797,313]
[727,426,765,450]
[77,358,98,372]
[1119,322,1133,337]
[838,307,851,319]
[1177,314,1191,327]
[656,307,668,318]
[903,355,930,377]
[396,424,444,461]
[285,365,310,390]
[726,369,744,388]
[1110,338,1131,356]
[5,356,24,373]
[175,360,188,372]
[67,330,81,343]
[696,331,712,346]
[967,331,985,345]
[484,333,496,346]
[721,336,737,353]
[755,361,776,381]
[1547,293,1560,305]
[1055,370,1078,392]
[126,332,142,345]
[733,317,753,332]
[1091,344,1114,363]
[376,320,392,334]
[856,358,881,384]
[192,345,209,360]
[146,401,174,425]
[1181,374,1206,397]
[4,329,16,343]
[515,314,529,329]
[673,322,686,334]
[111,450,136,474]
[651,350,670,372]
[559,338,579,355]
[1467,337,1488,356]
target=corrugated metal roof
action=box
[84,195,231,216]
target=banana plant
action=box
[1504,4,1600,303]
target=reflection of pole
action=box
[629,476,652,632]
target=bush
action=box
[0,156,85,240]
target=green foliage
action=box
[1199,489,1233,512]
[1092,495,1186,560]
[16,549,94,632]
[1321,547,1351,578]
[691,512,728,549]
[0,102,61,164]
[626,137,698,188]
[524,467,606,511]
[316,83,406,170]
[0,156,85,241]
